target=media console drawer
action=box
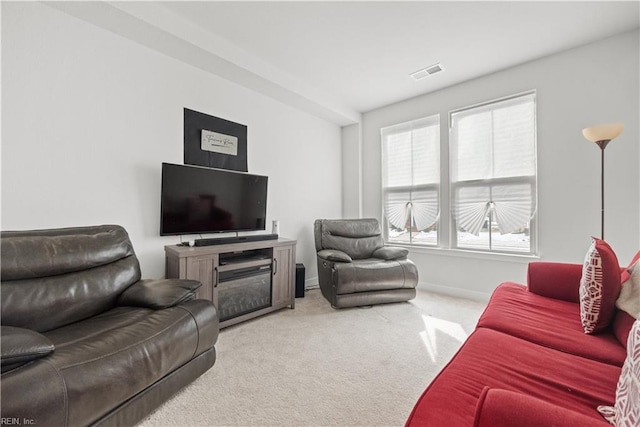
[165,238,297,328]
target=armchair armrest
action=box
[372,246,408,261]
[1,326,54,373]
[117,279,202,309]
[317,249,352,263]
[474,387,609,427]
[527,262,584,303]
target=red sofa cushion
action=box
[598,318,640,426]
[579,238,622,334]
[527,261,583,303]
[405,328,620,427]
[474,387,610,427]
[477,282,627,366]
[613,310,636,350]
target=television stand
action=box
[165,237,296,329]
[194,234,279,247]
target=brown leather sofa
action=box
[314,218,419,308]
[0,225,218,427]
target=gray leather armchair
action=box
[0,225,218,427]
[314,218,418,308]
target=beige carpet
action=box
[139,289,486,427]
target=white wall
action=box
[341,123,361,218]
[1,2,342,280]
[359,30,640,299]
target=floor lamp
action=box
[582,122,624,240]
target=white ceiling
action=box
[52,1,640,125]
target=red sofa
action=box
[406,261,636,426]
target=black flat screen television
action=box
[160,162,268,236]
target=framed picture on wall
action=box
[183,108,248,172]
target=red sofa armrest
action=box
[526,261,584,303]
[474,387,609,427]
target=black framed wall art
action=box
[183,108,248,172]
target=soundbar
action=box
[193,234,279,247]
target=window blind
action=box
[450,93,536,236]
[381,115,440,234]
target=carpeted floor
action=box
[139,288,486,427]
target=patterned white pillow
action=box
[598,318,640,426]
[579,238,621,334]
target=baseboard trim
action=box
[419,281,491,302]
[305,276,319,290]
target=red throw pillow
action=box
[620,250,640,284]
[579,238,622,334]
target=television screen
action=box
[161,163,268,236]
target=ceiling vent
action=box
[410,63,443,81]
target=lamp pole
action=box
[595,140,610,240]
[582,123,623,242]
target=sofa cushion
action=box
[474,387,610,427]
[3,300,218,426]
[613,310,636,351]
[405,328,620,427]
[478,282,627,366]
[1,326,54,373]
[0,225,135,281]
[333,258,418,294]
[598,318,640,426]
[580,238,622,334]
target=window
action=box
[381,115,440,245]
[450,92,537,254]
[380,92,537,255]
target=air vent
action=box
[410,63,443,80]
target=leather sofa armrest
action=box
[527,262,584,303]
[372,246,408,261]
[317,249,352,263]
[1,326,54,373]
[474,387,609,427]
[117,279,202,309]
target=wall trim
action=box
[305,276,320,290]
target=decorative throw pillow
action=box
[616,260,640,319]
[621,251,640,284]
[579,238,622,334]
[598,318,640,426]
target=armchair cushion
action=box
[372,246,408,261]
[1,326,54,373]
[317,249,353,263]
[314,218,383,259]
[117,279,201,309]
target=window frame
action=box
[380,91,538,257]
[448,90,538,256]
[380,114,441,246]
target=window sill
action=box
[387,243,540,264]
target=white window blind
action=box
[381,115,440,245]
[450,92,537,253]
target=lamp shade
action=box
[582,123,624,143]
